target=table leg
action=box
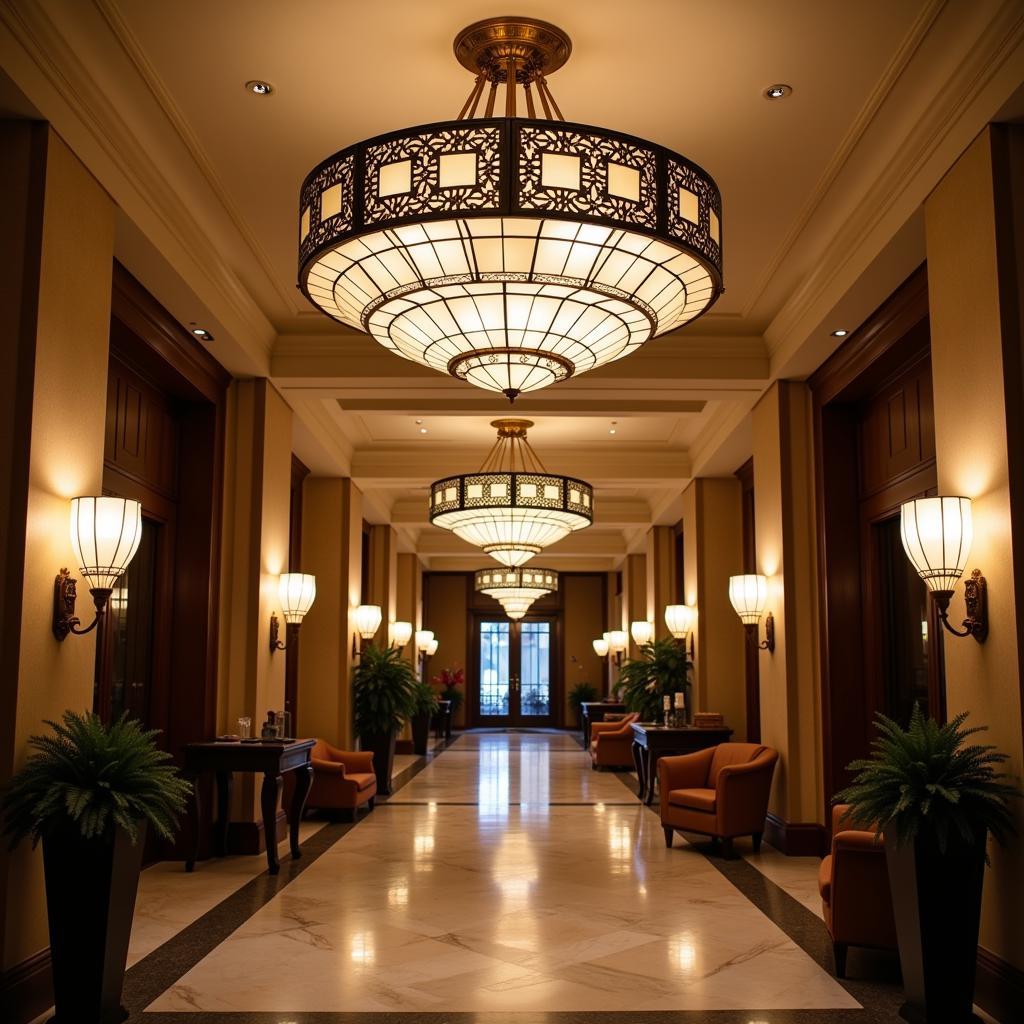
[261,772,283,875]
[185,771,200,872]
[215,770,232,857]
[583,716,590,749]
[445,710,452,744]
[632,740,645,800]
[644,751,657,806]
[289,763,312,859]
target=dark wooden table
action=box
[580,701,627,747]
[630,724,734,805]
[183,739,314,875]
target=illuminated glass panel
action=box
[479,620,510,716]
[520,621,551,717]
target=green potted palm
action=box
[836,706,1019,1024]
[2,711,190,1024]
[568,681,599,733]
[409,678,440,756]
[354,643,417,795]
[617,637,691,722]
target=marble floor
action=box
[115,729,927,1022]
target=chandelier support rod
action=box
[505,57,517,118]
[457,74,486,120]
[536,79,553,119]
[524,81,536,118]
[484,80,499,117]
[538,77,564,121]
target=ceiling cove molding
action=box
[764,0,1024,363]
[0,0,276,359]
[93,0,301,319]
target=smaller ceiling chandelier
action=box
[475,565,558,619]
[429,418,592,566]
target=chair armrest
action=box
[591,721,627,737]
[338,750,375,772]
[657,747,715,791]
[716,754,777,835]
[833,829,882,852]
[312,757,346,776]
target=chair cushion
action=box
[668,787,716,812]
[346,772,376,791]
[708,743,768,786]
[818,854,833,903]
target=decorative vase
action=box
[42,820,147,1024]
[884,829,986,1023]
[410,712,431,756]
[361,731,396,796]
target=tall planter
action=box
[410,712,431,756]
[884,830,986,1024]
[361,731,396,796]
[42,821,146,1024]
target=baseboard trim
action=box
[226,809,288,855]
[1,948,52,1024]
[764,812,827,856]
[976,944,1024,1023]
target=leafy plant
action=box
[432,666,465,713]
[354,643,418,737]
[836,705,1020,854]
[1,710,190,848]
[617,637,691,721]
[409,678,440,717]
[568,681,599,711]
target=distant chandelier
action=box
[298,16,723,401]
[475,565,558,620]
[430,418,591,566]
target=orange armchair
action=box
[284,740,377,822]
[589,713,639,768]
[658,742,778,857]
[819,804,897,977]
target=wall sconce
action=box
[352,604,383,656]
[54,497,143,641]
[664,604,696,658]
[630,620,655,647]
[389,620,413,650]
[607,629,628,666]
[728,574,774,652]
[592,637,609,657]
[900,496,987,642]
[415,629,435,673]
[425,638,438,656]
[270,573,317,652]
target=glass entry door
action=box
[475,617,554,726]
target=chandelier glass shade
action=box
[475,565,558,620]
[298,17,722,401]
[430,418,592,566]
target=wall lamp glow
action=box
[425,638,438,656]
[415,629,436,673]
[630,620,655,647]
[389,620,413,650]
[54,497,143,641]
[900,496,987,642]
[270,573,317,652]
[728,574,774,653]
[607,629,628,666]
[352,603,383,656]
[664,604,696,658]
[592,638,609,657]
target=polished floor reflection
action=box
[142,731,859,1014]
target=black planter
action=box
[361,731,396,795]
[885,829,987,1024]
[42,821,146,1024]
[410,713,431,756]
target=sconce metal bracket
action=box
[746,612,775,654]
[53,569,108,641]
[936,569,987,643]
[269,612,286,653]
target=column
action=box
[396,552,423,673]
[367,524,398,647]
[925,124,1024,982]
[646,525,677,640]
[621,552,647,660]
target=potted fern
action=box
[1,711,190,1024]
[409,678,440,756]
[617,637,691,723]
[568,681,599,733]
[353,643,417,795]
[836,706,1019,1023]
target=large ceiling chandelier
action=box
[298,16,723,401]
[475,566,558,620]
[430,419,591,566]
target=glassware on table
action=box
[237,716,252,740]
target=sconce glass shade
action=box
[664,603,695,638]
[69,497,143,591]
[728,574,768,625]
[425,638,439,656]
[630,620,655,646]
[415,629,435,652]
[278,573,317,624]
[390,620,414,647]
[592,638,610,657]
[607,629,628,653]
[900,497,973,594]
[354,604,383,639]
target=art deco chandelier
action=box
[298,16,723,401]
[475,565,558,619]
[430,419,591,566]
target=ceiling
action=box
[2,0,1022,568]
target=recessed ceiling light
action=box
[764,84,792,100]
[831,329,849,337]
[419,427,428,434]
[191,327,214,341]
[245,80,273,96]
[415,419,423,425]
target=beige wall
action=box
[751,382,824,826]
[621,553,647,660]
[0,129,115,971]
[925,125,1024,971]
[423,574,469,727]
[368,525,398,647]
[646,526,677,640]
[562,574,607,725]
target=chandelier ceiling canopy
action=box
[298,16,723,401]
[429,418,592,566]
[475,565,558,620]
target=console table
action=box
[184,739,314,875]
[630,723,734,805]
[580,701,626,747]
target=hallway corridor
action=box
[118,732,914,1021]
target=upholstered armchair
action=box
[283,740,377,822]
[589,712,639,768]
[658,742,778,856]
[819,804,897,977]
